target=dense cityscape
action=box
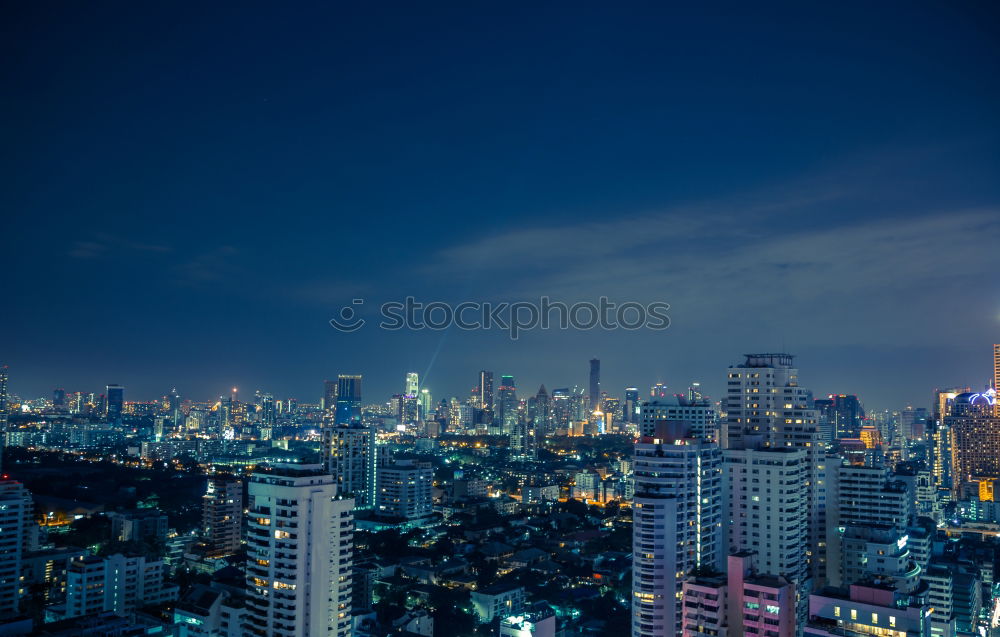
[0,347,994,636]
[5,3,999,636]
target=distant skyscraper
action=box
[994,344,1000,412]
[202,475,243,558]
[169,387,182,428]
[632,421,722,636]
[0,366,7,416]
[53,388,66,408]
[478,371,494,415]
[589,358,600,410]
[532,385,552,434]
[334,374,362,425]
[405,372,419,397]
[650,382,668,399]
[624,387,639,424]
[323,379,337,413]
[105,384,124,423]
[497,375,517,434]
[246,464,353,637]
[814,394,865,440]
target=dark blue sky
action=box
[2,1,999,408]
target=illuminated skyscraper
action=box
[632,421,723,636]
[323,379,337,413]
[419,388,432,420]
[589,358,600,410]
[246,464,353,637]
[723,353,827,611]
[497,375,518,434]
[405,372,419,397]
[106,384,124,424]
[650,382,668,399]
[624,387,640,424]
[994,344,1000,412]
[947,389,1000,493]
[478,370,494,417]
[334,374,362,425]
[323,423,377,508]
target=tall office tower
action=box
[376,459,433,521]
[169,388,182,428]
[323,423,377,509]
[496,375,518,434]
[813,394,865,440]
[202,475,243,558]
[826,463,918,592]
[723,447,810,626]
[323,380,338,413]
[53,388,66,408]
[531,385,551,434]
[105,384,124,423]
[246,464,354,637]
[334,375,363,425]
[947,389,1000,493]
[478,371,494,414]
[418,388,432,420]
[632,421,723,637]
[624,387,640,424]
[405,372,419,398]
[259,393,276,427]
[589,359,601,410]
[639,395,718,442]
[723,354,827,589]
[650,382,668,399]
[0,479,31,618]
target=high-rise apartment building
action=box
[724,353,828,590]
[0,478,31,618]
[632,421,723,637]
[64,553,178,619]
[639,396,717,442]
[246,464,354,637]
[334,375,362,425]
[947,390,1000,492]
[202,475,243,558]
[323,423,378,509]
[826,463,918,592]
[376,459,433,521]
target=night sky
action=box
[3,2,999,408]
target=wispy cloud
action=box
[68,233,171,259]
